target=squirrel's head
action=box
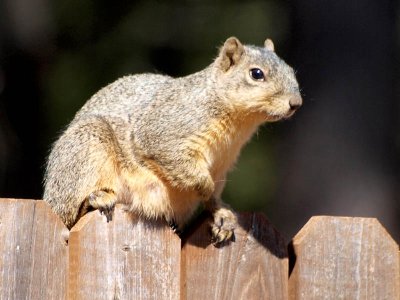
[213,37,302,121]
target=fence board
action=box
[288,216,400,299]
[0,199,399,299]
[182,212,288,300]
[68,205,181,300]
[0,198,68,300]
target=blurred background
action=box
[0,0,399,242]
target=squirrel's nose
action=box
[289,95,302,110]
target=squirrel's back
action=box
[76,73,173,120]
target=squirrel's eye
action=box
[250,68,265,81]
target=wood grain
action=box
[0,198,69,300]
[1,199,398,299]
[181,212,288,300]
[68,205,181,300]
[288,216,400,299]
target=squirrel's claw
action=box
[88,189,116,222]
[169,220,178,231]
[168,220,183,235]
[210,207,237,245]
[100,204,115,222]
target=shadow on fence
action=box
[0,198,399,299]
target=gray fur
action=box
[43,37,301,238]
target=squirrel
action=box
[43,37,302,244]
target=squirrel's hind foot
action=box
[210,207,237,245]
[88,189,117,222]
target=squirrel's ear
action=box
[264,38,275,52]
[217,37,244,71]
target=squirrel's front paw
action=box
[88,189,116,222]
[210,207,237,245]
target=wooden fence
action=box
[0,198,399,299]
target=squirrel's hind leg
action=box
[54,116,122,226]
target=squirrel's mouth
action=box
[261,94,302,122]
[264,108,297,122]
[283,109,297,119]
[264,114,285,122]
